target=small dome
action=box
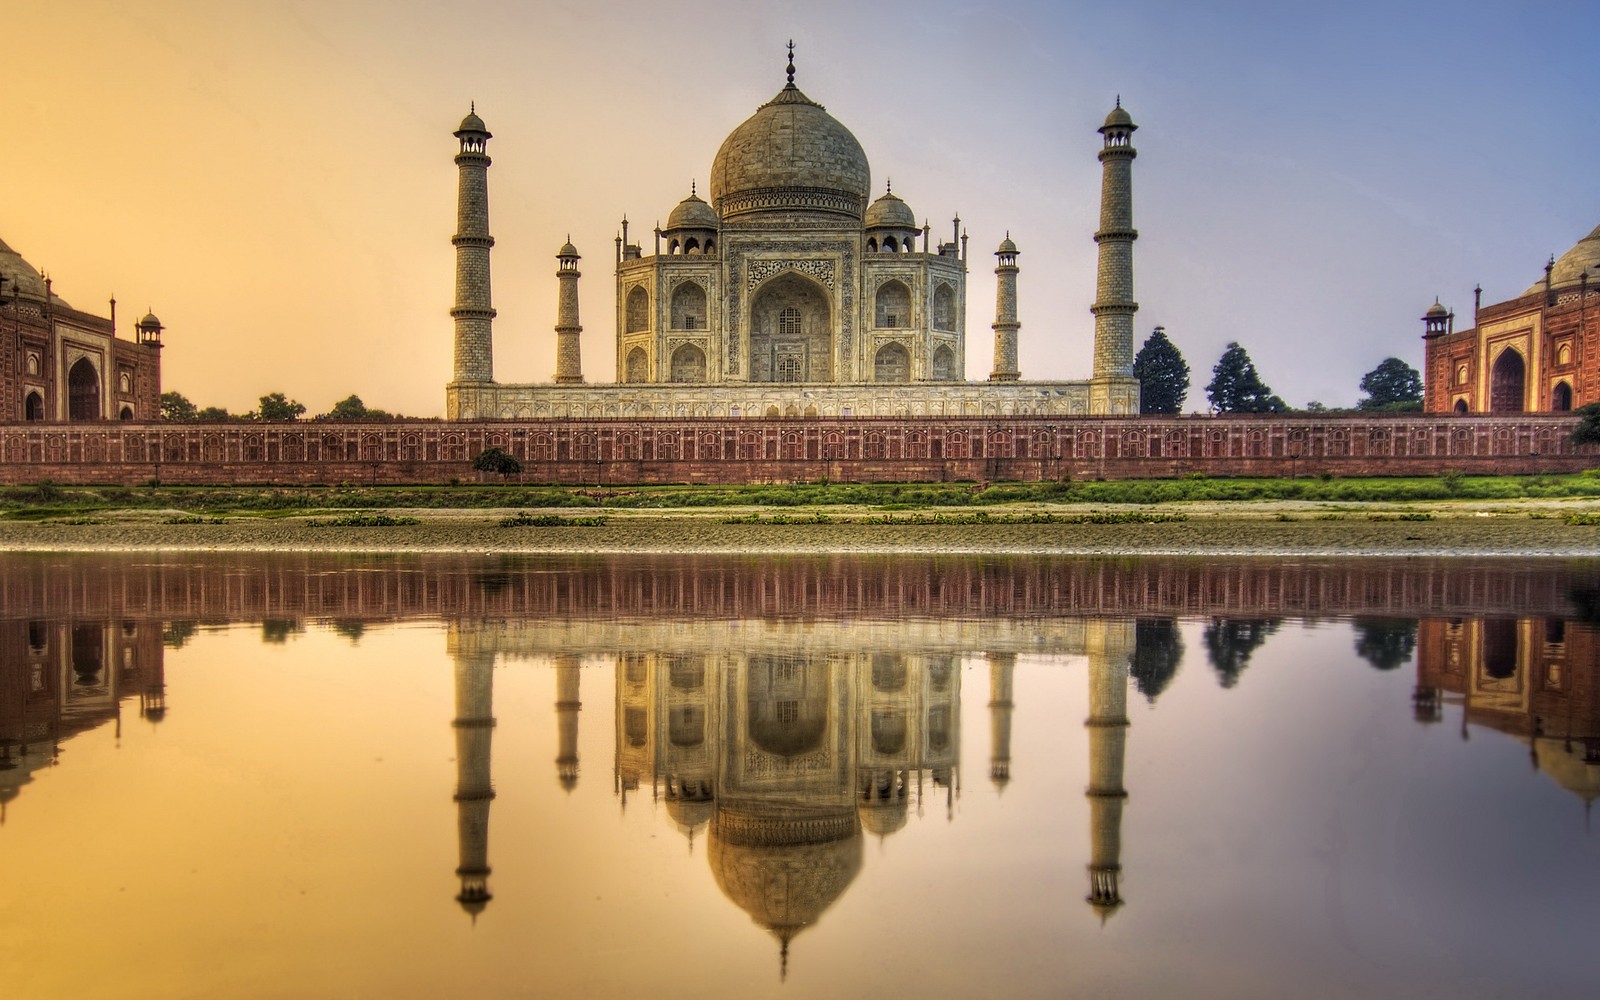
[138,311,163,329]
[997,234,1018,254]
[455,108,490,137]
[1102,102,1134,129]
[865,190,916,230]
[666,192,720,231]
[1425,300,1448,318]
[557,240,579,258]
[1524,222,1600,296]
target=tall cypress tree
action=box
[1206,342,1287,413]
[1132,326,1190,414]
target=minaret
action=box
[987,652,1016,787]
[554,240,584,383]
[990,235,1021,381]
[1089,99,1140,415]
[555,653,582,790]
[450,106,496,386]
[451,647,496,918]
[1084,622,1131,921]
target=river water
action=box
[2,553,1597,999]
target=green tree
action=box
[473,446,523,481]
[1352,618,1417,671]
[1206,342,1287,413]
[1203,618,1279,688]
[1132,326,1190,414]
[1358,357,1424,410]
[322,394,394,421]
[1130,618,1183,702]
[159,391,198,421]
[255,392,306,421]
[196,405,232,421]
[1572,402,1600,447]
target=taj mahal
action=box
[446,46,1142,420]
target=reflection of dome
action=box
[667,192,720,231]
[857,799,908,838]
[1534,737,1600,804]
[709,805,862,943]
[666,796,715,834]
[865,190,915,230]
[710,84,871,221]
[1524,223,1600,295]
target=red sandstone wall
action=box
[0,414,1591,486]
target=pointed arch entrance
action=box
[1551,381,1573,411]
[68,357,101,421]
[1489,349,1525,413]
[749,272,832,382]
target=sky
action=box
[6,0,1599,418]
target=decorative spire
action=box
[786,40,796,86]
[886,177,892,194]
[690,179,696,196]
[470,100,475,114]
[1115,94,1121,108]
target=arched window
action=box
[118,372,132,393]
[1558,344,1573,366]
[25,353,39,376]
[670,343,706,383]
[1453,398,1469,415]
[24,391,44,421]
[68,357,100,421]
[625,347,649,383]
[932,282,956,331]
[866,237,879,252]
[875,280,911,328]
[775,355,803,382]
[883,236,899,253]
[625,286,650,333]
[931,344,956,381]
[119,405,134,420]
[1456,363,1469,385]
[1490,349,1525,413]
[683,237,700,255]
[670,281,707,331]
[1552,381,1573,411]
[779,306,802,336]
[874,342,910,382]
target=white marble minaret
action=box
[1089,99,1141,415]
[554,241,584,384]
[990,236,1021,381]
[450,106,496,387]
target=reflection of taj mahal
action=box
[447,46,1142,419]
[442,615,1139,965]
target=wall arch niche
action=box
[624,346,650,383]
[875,280,911,328]
[749,272,832,382]
[931,344,956,380]
[625,286,650,334]
[932,283,956,331]
[24,391,44,421]
[669,343,706,383]
[746,655,829,757]
[68,357,100,421]
[874,342,910,382]
[671,281,707,331]
[1489,349,1525,413]
[1551,381,1573,411]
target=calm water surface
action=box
[2,553,1598,1000]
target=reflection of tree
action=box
[1352,618,1416,671]
[1203,618,1279,688]
[1130,619,1182,702]
[163,621,198,649]
[1570,586,1600,625]
[331,619,366,645]
[261,619,304,644]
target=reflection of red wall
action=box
[0,556,1585,623]
[1416,617,1600,742]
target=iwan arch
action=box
[446,48,1142,420]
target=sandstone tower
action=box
[451,106,496,386]
[1090,99,1141,415]
[554,240,584,384]
[990,235,1021,381]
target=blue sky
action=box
[8,0,1598,415]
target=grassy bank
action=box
[4,470,1600,519]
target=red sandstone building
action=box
[1,237,164,422]
[1424,224,1600,414]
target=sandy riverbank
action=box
[2,498,1599,557]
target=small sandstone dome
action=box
[710,84,871,221]
[138,311,163,330]
[865,190,915,230]
[667,191,720,231]
[455,108,490,137]
[997,234,1019,254]
[1425,300,1448,318]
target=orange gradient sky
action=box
[8,1,1599,417]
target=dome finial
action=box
[1115,94,1121,109]
[691,179,696,196]
[886,177,891,194]
[786,39,796,86]
[471,100,475,113]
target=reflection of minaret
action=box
[452,649,496,919]
[1085,625,1130,921]
[555,654,581,791]
[988,653,1015,788]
